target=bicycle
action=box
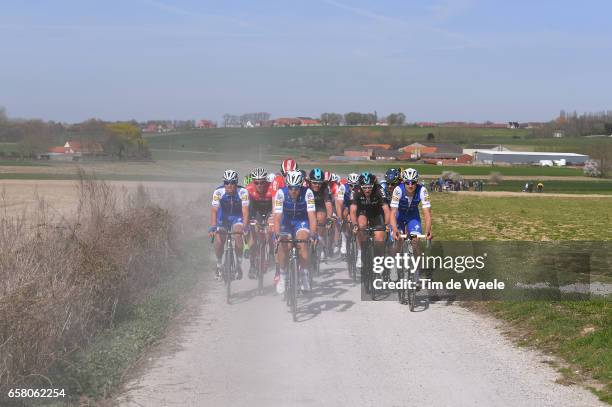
[214,228,244,304]
[249,215,271,295]
[397,232,430,311]
[276,237,311,322]
[357,225,387,300]
[342,219,357,283]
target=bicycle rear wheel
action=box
[404,241,417,311]
[289,256,298,321]
[258,239,265,295]
[225,250,233,304]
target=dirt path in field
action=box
[115,258,604,407]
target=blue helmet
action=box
[384,168,400,184]
[309,168,324,182]
[359,172,374,186]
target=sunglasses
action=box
[362,185,373,190]
[311,181,322,186]
[405,181,416,186]
[224,180,237,185]
[254,181,267,186]
[288,186,301,191]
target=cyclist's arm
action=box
[210,189,222,228]
[334,184,345,220]
[389,185,402,234]
[349,203,358,226]
[382,203,390,226]
[420,186,432,238]
[240,188,249,224]
[272,189,284,235]
[306,188,317,236]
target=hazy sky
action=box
[1,0,611,123]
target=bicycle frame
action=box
[276,237,310,322]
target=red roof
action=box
[48,146,65,153]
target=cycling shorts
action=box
[218,214,243,229]
[280,219,310,236]
[397,217,422,235]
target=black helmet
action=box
[309,168,324,182]
[359,172,374,186]
[385,168,400,184]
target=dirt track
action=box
[115,260,603,407]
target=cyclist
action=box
[350,172,389,269]
[272,158,298,194]
[380,168,402,204]
[274,170,318,293]
[243,173,253,187]
[245,167,274,279]
[209,170,249,280]
[389,168,432,281]
[336,172,359,256]
[309,168,334,259]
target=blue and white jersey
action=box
[211,185,249,221]
[390,183,431,220]
[336,183,353,207]
[274,186,315,223]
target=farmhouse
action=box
[43,140,104,161]
[473,150,589,165]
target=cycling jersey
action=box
[390,183,431,234]
[212,185,249,227]
[246,182,274,220]
[310,184,332,212]
[379,181,399,205]
[351,185,387,226]
[274,187,316,235]
[328,181,339,200]
[271,173,285,194]
[337,183,354,208]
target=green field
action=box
[431,194,612,241]
[478,180,612,194]
[145,126,611,158]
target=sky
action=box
[1,0,611,123]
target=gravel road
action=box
[116,260,604,407]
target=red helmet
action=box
[323,171,332,182]
[280,159,297,176]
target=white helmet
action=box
[266,172,275,183]
[285,170,303,187]
[402,168,419,182]
[347,173,359,186]
[251,167,268,180]
[331,173,340,183]
[223,169,238,183]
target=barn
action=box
[473,150,589,165]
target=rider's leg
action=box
[296,227,312,291]
[276,232,289,294]
[232,222,244,279]
[356,214,368,267]
[316,210,327,259]
[340,207,349,255]
[214,227,226,277]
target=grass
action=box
[430,193,612,241]
[479,180,612,194]
[2,237,209,407]
[428,193,612,402]
[483,300,612,403]
[321,162,585,177]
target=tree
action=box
[426,132,435,141]
[320,113,343,126]
[105,122,149,159]
[386,112,406,126]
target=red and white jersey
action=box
[271,173,285,194]
[328,181,339,200]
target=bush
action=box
[0,173,176,391]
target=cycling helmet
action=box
[281,159,297,176]
[223,169,238,183]
[309,168,324,182]
[243,174,253,186]
[402,168,419,182]
[330,173,340,183]
[266,172,275,183]
[385,168,401,184]
[251,167,268,180]
[323,171,332,183]
[359,172,374,186]
[347,173,360,186]
[285,170,303,187]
